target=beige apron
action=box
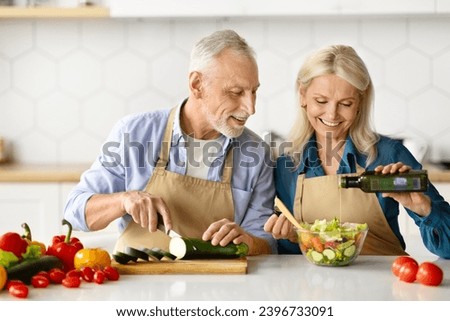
[114,107,235,252]
[294,167,408,256]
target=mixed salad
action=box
[298,218,368,266]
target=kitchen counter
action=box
[0,163,90,182]
[0,163,449,183]
[2,255,448,301]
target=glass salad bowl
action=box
[296,218,368,267]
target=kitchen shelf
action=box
[0,5,109,18]
[0,163,89,182]
[109,0,450,18]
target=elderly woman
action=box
[265,45,450,258]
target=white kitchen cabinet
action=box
[0,182,119,251]
[0,183,61,244]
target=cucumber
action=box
[169,237,249,260]
[323,249,336,260]
[6,255,63,284]
[343,245,356,257]
[336,240,355,251]
[310,250,324,263]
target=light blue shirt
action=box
[64,102,277,253]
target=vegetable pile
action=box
[391,256,444,286]
[0,221,120,299]
[297,218,368,266]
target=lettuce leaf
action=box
[0,249,19,269]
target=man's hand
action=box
[121,191,172,232]
[202,218,271,255]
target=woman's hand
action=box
[374,162,431,216]
[264,214,298,243]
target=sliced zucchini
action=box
[142,248,164,261]
[124,247,149,261]
[113,251,137,264]
[152,247,176,260]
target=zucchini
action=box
[112,251,137,265]
[124,247,149,261]
[142,248,165,261]
[169,237,249,260]
[6,255,63,284]
[152,248,176,261]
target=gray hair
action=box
[189,29,256,72]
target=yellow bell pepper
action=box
[21,223,46,255]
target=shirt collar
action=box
[296,134,367,174]
[341,136,367,173]
[171,99,234,157]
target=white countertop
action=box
[3,255,448,301]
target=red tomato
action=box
[103,266,120,281]
[31,275,50,288]
[6,280,25,290]
[8,283,29,299]
[49,268,66,284]
[325,241,337,249]
[416,262,444,286]
[80,266,95,282]
[36,271,50,282]
[94,270,106,284]
[62,276,81,288]
[398,261,419,283]
[391,256,418,277]
[66,269,82,279]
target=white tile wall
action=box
[1,16,450,164]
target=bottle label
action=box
[370,177,423,191]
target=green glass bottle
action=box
[339,170,429,193]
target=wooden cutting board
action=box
[111,258,248,275]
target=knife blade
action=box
[157,223,181,238]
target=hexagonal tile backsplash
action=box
[1,17,450,164]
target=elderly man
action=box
[64,29,276,255]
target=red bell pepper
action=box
[0,231,28,259]
[47,219,83,272]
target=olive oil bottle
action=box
[340,170,429,193]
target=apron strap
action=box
[221,148,233,184]
[156,107,177,168]
[293,174,304,221]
